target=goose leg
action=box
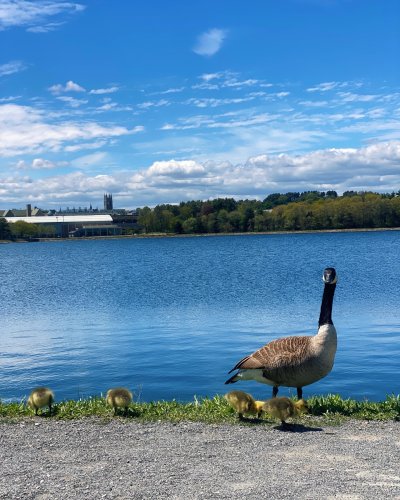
[272,386,279,398]
[297,387,303,400]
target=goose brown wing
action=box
[229,336,312,373]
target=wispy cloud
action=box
[307,81,363,92]
[0,0,85,32]
[193,71,270,91]
[185,96,255,108]
[27,21,64,33]
[0,60,27,77]
[48,80,86,94]
[158,87,185,95]
[161,112,275,131]
[337,91,379,103]
[72,151,108,168]
[89,86,119,95]
[0,95,21,102]
[307,81,340,92]
[193,28,227,56]
[200,72,225,82]
[0,103,139,157]
[56,96,88,107]
[137,99,170,110]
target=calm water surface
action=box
[1,232,399,402]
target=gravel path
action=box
[1,418,399,499]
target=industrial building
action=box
[3,214,121,238]
[2,196,138,238]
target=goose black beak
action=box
[323,267,337,284]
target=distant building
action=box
[5,214,116,238]
[104,193,113,211]
[2,206,45,217]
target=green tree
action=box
[182,217,198,234]
[0,218,12,240]
[10,221,40,238]
[137,206,154,233]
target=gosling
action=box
[27,387,54,416]
[106,387,133,415]
[263,397,309,427]
[225,390,265,420]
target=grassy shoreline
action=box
[1,394,399,424]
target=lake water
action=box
[1,231,399,403]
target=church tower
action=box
[104,193,113,211]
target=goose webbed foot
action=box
[272,386,279,398]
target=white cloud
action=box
[337,92,378,103]
[307,81,364,93]
[0,95,20,102]
[159,87,185,95]
[89,86,119,95]
[0,0,85,31]
[307,82,340,92]
[2,142,400,207]
[299,100,330,107]
[161,112,275,131]
[49,80,86,94]
[64,140,108,152]
[194,71,271,91]
[0,103,139,157]
[57,96,88,107]
[137,99,170,109]
[94,102,134,113]
[200,72,225,82]
[72,151,108,168]
[185,96,254,108]
[147,160,206,178]
[127,141,400,202]
[193,28,227,56]
[27,21,64,33]
[0,60,27,76]
[16,158,58,170]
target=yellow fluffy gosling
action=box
[106,387,133,415]
[225,390,265,420]
[263,397,309,426]
[27,387,54,416]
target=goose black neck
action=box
[318,283,336,327]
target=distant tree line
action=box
[2,190,400,241]
[0,219,56,240]
[136,190,400,234]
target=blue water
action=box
[1,231,399,403]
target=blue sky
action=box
[0,0,399,209]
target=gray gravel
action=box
[1,418,399,499]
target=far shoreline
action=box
[2,226,400,244]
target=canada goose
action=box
[224,390,265,420]
[263,397,309,426]
[225,267,338,399]
[106,387,133,415]
[27,387,54,416]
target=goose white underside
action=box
[235,369,275,386]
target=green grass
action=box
[0,394,399,423]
